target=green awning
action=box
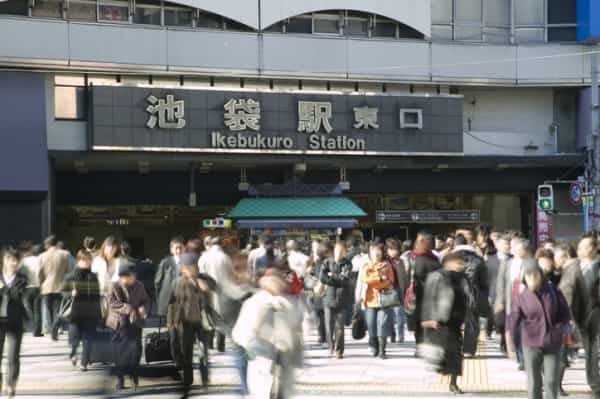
[228,197,367,219]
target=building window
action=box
[548,27,577,42]
[224,19,252,32]
[55,75,87,120]
[164,7,192,27]
[133,1,161,25]
[286,16,312,33]
[66,0,97,21]
[0,0,28,15]
[345,11,369,37]
[98,0,129,22]
[547,0,576,25]
[400,109,423,129]
[313,12,342,35]
[196,10,223,29]
[32,0,64,19]
[373,16,398,38]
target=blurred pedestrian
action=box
[154,237,185,318]
[20,244,43,337]
[421,252,472,395]
[64,250,101,371]
[509,263,570,399]
[106,261,150,390]
[38,235,71,341]
[0,247,28,398]
[386,238,407,344]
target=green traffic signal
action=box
[539,198,553,211]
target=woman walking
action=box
[361,241,395,359]
[509,263,571,399]
[64,250,101,371]
[92,236,123,301]
[0,247,28,398]
[106,261,150,390]
[421,253,472,395]
[319,241,352,359]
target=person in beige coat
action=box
[38,235,71,340]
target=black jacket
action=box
[412,252,442,321]
[319,258,352,309]
[64,268,102,324]
[155,256,179,317]
[0,271,28,330]
[454,245,488,314]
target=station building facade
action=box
[0,0,593,257]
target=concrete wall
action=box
[0,17,596,86]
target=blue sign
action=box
[569,182,583,206]
[577,0,600,43]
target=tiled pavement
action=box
[7,325,593,398]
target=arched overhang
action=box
[260,0,431,37]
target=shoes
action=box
[390,336,396,343]
[116,377,125,390]
[378,338,387,360]
[398,336,405,344]
[450,383,464,395]
[559,387,569,396]
[131,375,139,391]
[70,355,78,368]
[336,352,343,359]
[80,365,88,372]
[518,364,525,371]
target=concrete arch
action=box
[165,0,259,30]
[260,0,431,37]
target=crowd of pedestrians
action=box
[0,226,600,399]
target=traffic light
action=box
[537,184,554,212]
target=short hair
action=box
[121,240,132,256]
[385,238,401,251]
[454,233,468,247]
[44,235,58,248]
[369,241,385,254]
[186,238,203,255]
[535,248,554,261]
[83,236,96,250]
[442,252,465,266]
[76,249,92,263]
[475,224,491,237]
[345,236,358,248]
[2,246,20,261]
[417,230,434,242]
[401,240,413,253]
[170,236,185,248]
[317,242,334,259]
[31,244,43,256]
[286,240,299,252]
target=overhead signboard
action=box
[90,86,463,156]
[376,210,480,224]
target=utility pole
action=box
[591,51,600,231]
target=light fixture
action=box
[138,161,150,175]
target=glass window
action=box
[431,25,453,40]
[0,0,28,15]
[548,0,576,24]
[164,8,193,27]
[286,17,312,33]
[313,13,341,34]
[548,27,576,42]
[455,0,482,23]
[345,11,369,37]
[197,11,222,29]
[134,6,161,25]
[264,22,284,33]
[67,0,97,21]
[431,0,453,24]
[55,86,86,120]
[454,25,482,41]
[485,0,510,27]
[515,0,544,25]
[515,28,545,43]
[373,18,397,38]
[98,2,129,22]
[398,23,424,39]
[32,0,63,18]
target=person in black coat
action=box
[64,250,101,371]
[319,241,352,359]
[0,247,28,398]
[154,237,185,318]
[452,233,488,356]
[421,252,472,395]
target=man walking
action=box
[38,235,71,340]
[154,237,185,318]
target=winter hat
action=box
[180,252,199,267]
[118,260,137,277]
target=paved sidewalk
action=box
[8,327,592,397]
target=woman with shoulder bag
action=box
[361,241,395,359]
[106,261,150,391]
[64,250,101,372]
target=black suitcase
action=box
[144,324,173,364]
[89,328,114,365]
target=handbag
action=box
[351,310,367,340]
[379,288,401,308]
[58,296,74,322]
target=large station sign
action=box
[90,86,463,156]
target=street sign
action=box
[376,210,480,224]
[203,218,232,229]
[569,182,583,206]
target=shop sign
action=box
[376,210,480,224]
[536,205,552,246]
[203,218,232,229]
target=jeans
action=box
[23,288,42,336]
[0,327,23,388]
[233,344,248,394]
[69,322,95,366]
[523,346,561,399]
[324,307,346,355]
[42,294,62,338]
[581,329,600,397]
[391,305,405,341]
[365,307,393,338]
